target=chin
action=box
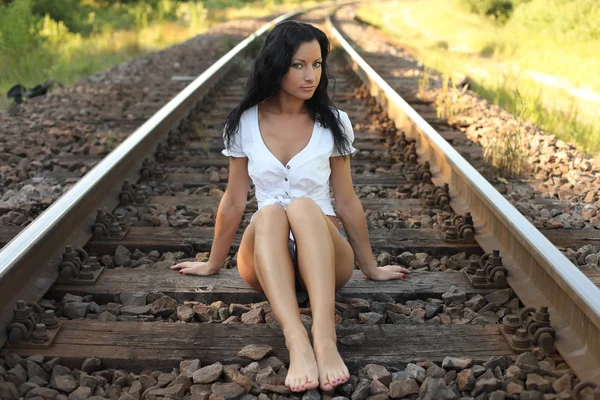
[296,91,315,100]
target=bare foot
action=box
[312,332,350,392]
[284,330,320,392]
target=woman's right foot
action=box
[284,330,320,392]
[312,331,350,392]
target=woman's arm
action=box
[171,156,250,275]
[208,156,251,268]
[330,156,409,280]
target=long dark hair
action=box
[223,20,351,157]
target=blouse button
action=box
[286,165,290,169]
[284,177,288,181]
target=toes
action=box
[320,374,334,392]
[306,378,319,390]
[288,375,318,392]
[338,369,349,384]
[320,382,333,392]
[286,376,296,391]
[300,376,310,391]
[330,370,347,387]
[328,372,339,387]
[295,379,303,392]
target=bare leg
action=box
[249,205,319,392]
[286,198,352,391]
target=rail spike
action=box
[6,300,62,348]
[500,306,556,355]
[118,180,149,206]
[463,249,509,288]
[438,212,475,243]
[574,382,600,400]
[92,209,129,240]
[418,161,432,184]
[432,183,451,209]
[57,246,104,285]
[183,239,201,256]
[396,132,408,148]
[140,158,167,181]
[404,143,418,164]
[155,142,174,162]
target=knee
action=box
[254,205,288,236]
[287,197,320,217]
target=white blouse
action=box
[222,105,357,238]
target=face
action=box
[280,39,322,100]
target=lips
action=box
[301,86,315,90]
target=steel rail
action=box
[326,9,600,383]
[0,9,304,349]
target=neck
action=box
[269,90,308,115]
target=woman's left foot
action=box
[312,333,350,392]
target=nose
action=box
[304,68,315,82]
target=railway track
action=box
[0,4,599,399]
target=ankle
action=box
[283,326,310,344]
[311,325,337,343]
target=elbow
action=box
[222,189,247,212]
[336,194,361,218]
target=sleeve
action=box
[221,123,246,158]
[331,110,358,157]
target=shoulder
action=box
[334,108,351,126]
[319,108,349,128]
[240,105,257,124]
[233,106,257,136]
[333,109,352,133]
[331,107,348,119]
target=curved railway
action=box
[0,3,598,399]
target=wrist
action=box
[207,258,223,272]
[360,260,379,279]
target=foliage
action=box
[0,0,55,88]
[30,0,84,32]
[454,0,514,22]
[455,0,600,33]
[483,90,528,178]
[356,0,600,155]
[1,0,324,108]
[435,74,469,122]
[508,0,600,42]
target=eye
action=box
[292,63,303,69]
[313,62,322,68]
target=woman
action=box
[171,21,410,393]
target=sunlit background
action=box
[1,0,598,154]
[357,0,600,155]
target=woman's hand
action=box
[170,261,221,276]
[365,265,412,281]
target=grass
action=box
[483,90,529,178]
[356,0,600,156]
[0,0,324,109]
[434,73,470,122]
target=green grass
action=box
[0,0,323,109]
[356,0,600,156]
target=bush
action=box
[456,0,600,33]
[0,0,52,85]
[509,0,600,41]
[455,0,514,21]
[31,0,84,32]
